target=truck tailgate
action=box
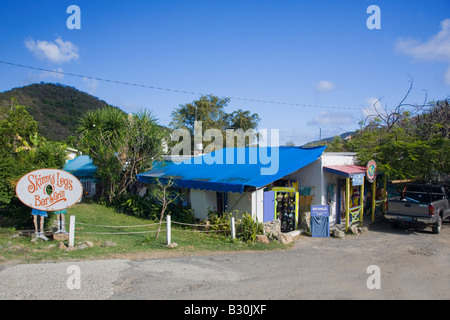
[388,200,430,217]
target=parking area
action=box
[0,218,449,300]
[110,218,450,300]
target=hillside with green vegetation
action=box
[0,83,112,141]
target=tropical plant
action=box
[236,213,264,243]
[0,104,67,207]
[78,107,168,203]
[115,193,156,219]
[207,210,231,235]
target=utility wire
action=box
[0,60,364,110]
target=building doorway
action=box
[216,192,228,217]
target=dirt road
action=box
[1,219,449,300]
[111,219,450,300]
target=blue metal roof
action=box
[63,155,97,178]
[137,146,326,193]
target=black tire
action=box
[432,215,442,234]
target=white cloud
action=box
[307,111,352,126]
[395,18,450,85]
[25,37,79,64]
[316,80,336,91]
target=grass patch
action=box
[0,203,289,265]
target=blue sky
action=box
[1,0,449,145]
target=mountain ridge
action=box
[0,83,114,141]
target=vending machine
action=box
[273,187,299,232]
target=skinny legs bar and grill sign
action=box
[16,169,83,211]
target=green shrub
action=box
[114,193,158,220]
[206,210,264,242]
[169,204,196,225]
[207,210,231,235]
[114,192,196,225]
[236,213,264,243]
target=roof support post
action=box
[360,175,364,225]
[345,177,350,232]
[372,176,376,222]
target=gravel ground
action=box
[0,218,449,300]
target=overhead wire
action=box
[0,60,364,111]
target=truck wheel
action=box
[432,216,442,234]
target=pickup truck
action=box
[385,183,450,234]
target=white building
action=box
[138,147,367,230]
